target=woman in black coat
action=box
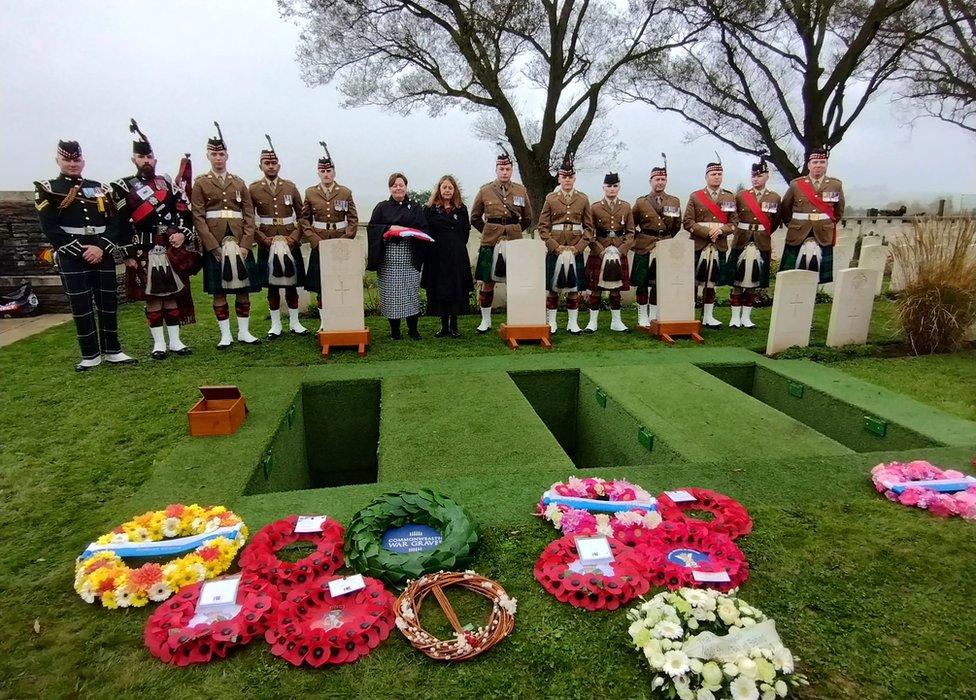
[366,172,429,340]
[422,175,475,337]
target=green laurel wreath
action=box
[345,489,479,586]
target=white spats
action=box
[609,309,627,332]
[288,308,308,334]
[268,309,283,337]
[217,318,233,347]
[477,306,492,332]
[237,316,260,344]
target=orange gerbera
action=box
[128,563,164,591]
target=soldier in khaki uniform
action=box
[631,156,682,326]
[683,158,738,328]
[537,153,593,335]
[191,123,260,347]
[727,156,781,328]
[301,143,359,331]
[249,136,308,338]
[585,172,634,332]
[470,145,534,333]
[780,145,844,284]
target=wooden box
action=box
[187,386,247,436]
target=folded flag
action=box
[383,226,434,243]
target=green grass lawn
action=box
[0,279,973,700]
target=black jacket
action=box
[366,197,429,272]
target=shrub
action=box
[891,218,976,354]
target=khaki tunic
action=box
[248,178,303,247]
[631,192,682,254]
[590,198,635,255]
[780,176,845,246]
[191,171,255,252]
[682,188,738,252]
[470,180,533,246]
[537,190,594,254]
[301,183,359,247]
[732,189,782,252]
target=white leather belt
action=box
[312,220,347,231]
[258,215,296,226]
[206,210,244,219]
[792,212,831,221]
[737,222,765,231]
[557,223,583,233]
[61,225,106,235]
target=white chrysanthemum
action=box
[724,662,740,677]
[662,650,690,677]
[191,563,207,581]
[681,588,710,607]
[111,533,129,544]
[498,594,517,616]
[205,517,221,533]
[643,510,663,528]
[115,588,133,608]
[697,689,716,700]
[161,517,181,538]
[774,647,794,674]
[737,657,758,679]
[78,581,96,604]
[774,679,789,697]
[148,582,172,602]
[614,510,644,526]
[544,503,563,526]
[730,676,759,700]
[652,620,683,639]
[191,517,203,531]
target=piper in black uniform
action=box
[34,141,137,371]
[109,120,200,359]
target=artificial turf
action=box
[0,279,974,699]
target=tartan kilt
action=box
[255,243,306,289]
[474,244,495,283]
[782,242,833,284]
[545,252,586,292]
[630,252,652,288]
[585,251,630,292]
[724,247,772,289]
[202,249,261,295]
[693,248,729,286]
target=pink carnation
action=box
[559,509,597,534]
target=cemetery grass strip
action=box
[0,277,972,698]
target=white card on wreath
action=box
[295,515,328,533]
[199,574,241,606]
[665,490,697,503]
[692,570,731,583]
[328,574,366,597]
[575,536,614,565]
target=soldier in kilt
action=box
[584,172,634,332]
[110,120,199,359]
[725,156,781,328]
[538,153,593,335]
[683,158,738,328]
[191,123,261,348]
[630,155,682,327]
[302,143,359,331]
[780,145,844,284]
[34,140,137,370]
[469,145,533,333]
[249,135,308,338]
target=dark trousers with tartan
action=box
[56,252,122,360]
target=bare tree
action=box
[618,0,919,182]
[279,0,698,216]
[894,0,976,134]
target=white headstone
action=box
[765,270,819,355]
[320,238,366,331]
[654,237,696,322]
[888,245,907,292]
[504,238,547,325]
[861,234,883,249]
[823,242,855,297]
[826,268,880,347]
[858,244,888,296]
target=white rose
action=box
[775,680,788,697]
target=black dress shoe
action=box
[75,362,96,372]
[239,337,262,345]
[449,329,462,338]
[170,346,193,356]
[434,327,449,338]
[151,350,167,360]
[476,326,490,334]
[267,331,282,339]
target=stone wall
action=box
[0,191,68,312]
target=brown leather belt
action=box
[487,218,518,224]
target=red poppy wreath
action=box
[637,521,748,592]
[264,574,397,667]
[534,535,650,611]
[144,575,277,666]
[238,515,345,596]
[656,488,753,540]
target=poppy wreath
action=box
[871,460,976,519]
[345,489,479,586]
[636,521,748,592]
[655,488,753,540]
[534,535,651,611]
[73,503,247,609]
[238,515,345,596]
[144,575,277,666]
[265,574,396,667]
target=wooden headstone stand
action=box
[318,328,371,358]
[499,324,552,350]
[639,320,704,345]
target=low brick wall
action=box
[0,191,69,312]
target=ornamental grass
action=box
[891,217,976,354]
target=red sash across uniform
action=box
[693,190,728,225]
[741,191,771,234]
[794,179,837,244]
[130,179,170,224]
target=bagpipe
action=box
[733,242,763,289]
[268,236,298,287]
[551,249,579,293]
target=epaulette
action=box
[111,177,131,193]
